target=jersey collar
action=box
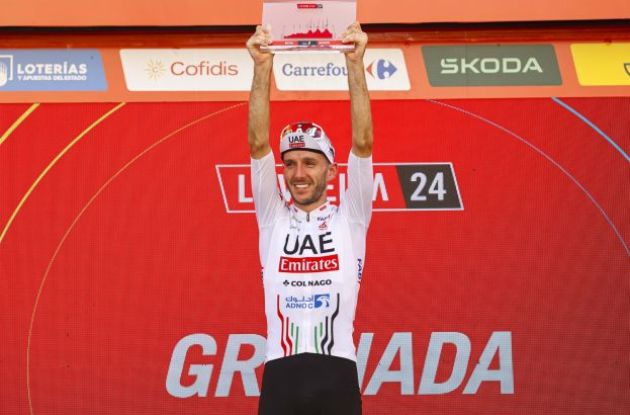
[290,201,335,223]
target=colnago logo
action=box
[285,293,331,309]
[283,279,333,287]
[165,331,514,397]
[215,162,464,212]
[440,57,543,74]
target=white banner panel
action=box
[120,49,253,91]
[273,48,410,91]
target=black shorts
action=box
[258,353,362,415]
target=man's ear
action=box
[326,163,338,182]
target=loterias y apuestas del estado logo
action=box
[0,49,107,91]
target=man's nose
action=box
[294,162,306,178]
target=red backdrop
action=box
[1,98,629,414]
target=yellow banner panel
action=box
[571,43,630,86]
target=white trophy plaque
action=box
[262,0,357,53]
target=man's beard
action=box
[290,174,328,207]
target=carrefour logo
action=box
[273,49,410,91]
[281,59,399,80]
[366,59,397,80]
[281,61,347,77]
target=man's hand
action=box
[246,25,274,67]
[342,22,368,65]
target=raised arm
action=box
[343,22,373,157]
[246,25,274,159]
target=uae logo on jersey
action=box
[280,232,339,273]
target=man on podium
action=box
[246,22,373,415]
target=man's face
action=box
[282,150,337,211]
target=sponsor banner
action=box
[0,49,106,91]
[422,44,562,86]
[2,41,630,102]
[571,43,630,86]
[119,49,253,91]
[215,162,463,213]
[273,48,411,91]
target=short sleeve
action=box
[251,151,284,228]
[340,152,373,226]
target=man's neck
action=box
[293,198,328,213]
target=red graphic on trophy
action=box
[263,0,356,52]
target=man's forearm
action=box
[347,59,373,157]
[248,62,273,158]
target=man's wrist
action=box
[345,55,365,69]
[254,60,273,72]
[345,59,366,76]
[253,61,273,85]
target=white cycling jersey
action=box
[251,150,373,362]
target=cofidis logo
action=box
[120,49,253,91]
[0,50,107,91]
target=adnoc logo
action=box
[366,59,397,80]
